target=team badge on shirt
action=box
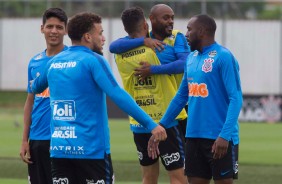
[208,50,217,57]
[202,58,214,73]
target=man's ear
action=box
[198,26,205,38]
[40,25,44,33]
[149,14,154,23]
[83,33,91,42]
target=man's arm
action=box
[134,32,190,78]
[219,54,243,141]
[20,93,34,164]
[91,55,167,140]
[109,37,145,54]
[212,52,243,159]
[31,62,51,94]
[159,69,189,128]
[135,52,188,78]
[110,37,165,54]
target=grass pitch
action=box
[0,91,282,183]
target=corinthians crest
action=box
[202,58,214,73]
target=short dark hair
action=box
[194,14,216,36]
[121,7,145,34]
[42,8,68,26]
[68,12,102,41]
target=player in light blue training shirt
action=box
[20,8,68,184]
[32,12,166,184]
[149,14,243,184]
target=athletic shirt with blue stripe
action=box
[160,42,243,145]
[32,46,158,159]
[149,31,189,65]
[27,46,68,140]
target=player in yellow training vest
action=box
[113,7,188,184]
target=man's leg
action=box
[188,177,210,184]
[159,126,187,184]
[168,167,188,184]
[214,178,233,184]
[134,133,160,184]
[141,160,159,184]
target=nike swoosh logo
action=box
[220,170,231,176]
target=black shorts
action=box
[177,105,188,137]
[51,154,114,184]
[134,126,185,171]
[185,138,239,180]
[28,140,52,184]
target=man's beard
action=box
[189,39,201,52]
[92,44,103,55]
[153,25,171,38]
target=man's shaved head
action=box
[150,4,173,17]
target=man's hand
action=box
[20,141,33,164]
[147,135,160,159]
[211,137,229,159]
[134,62,152,81]
[151,125,167,142]
[144,38,165,52]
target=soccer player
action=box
[31,12,166,184]
[19,8,67,184]
[149,14,243,184]
[114,7,187,184]
[110,4,190,137]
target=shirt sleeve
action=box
[159,63,189,128]
[150,52,188,74]
[218,51,243,141]
[90,55,158,131]
[27,61,33,93]
[31,60,51,94]
[174,32,190,53]
[109,37,145,54]
[150,33,190,74]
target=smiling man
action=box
[20,8,68,184]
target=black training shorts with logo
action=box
[51,154,114,184]
[134,126,185,171]
[185,138,239,180]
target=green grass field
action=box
[0,91,282,183]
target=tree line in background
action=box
[0,0,281,20]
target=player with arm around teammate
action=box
[110,3,190,145]
[114,7,188,184]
